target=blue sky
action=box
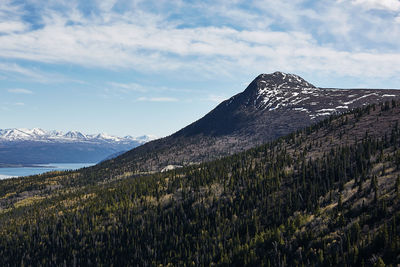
[1,0,400,137]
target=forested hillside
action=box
[1,99,400,266]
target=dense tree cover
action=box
[1,100,400,266]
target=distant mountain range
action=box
[0,128,153,143]
[0,128,155,165]
[103,71,400,173]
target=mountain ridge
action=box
[104,72,400,173]
[0,128,155,144]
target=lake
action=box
[0,163,96,180]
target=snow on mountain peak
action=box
[94,133,122,142]
[245,72,318,110]
[256,72,315,90]
[0,128,46,140]
[0,128,155,144]
[227,72,400,120]
[64,131,87,139]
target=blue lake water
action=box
[0,163,96,180]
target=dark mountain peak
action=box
[250,71,315,92]
[175,73,318,138]
[230,72,316,111]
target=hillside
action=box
[105,72,400,173]
[1,99,400,265]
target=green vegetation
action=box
[1,100,400,266]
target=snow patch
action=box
[343,93,378,105]
[161,165,182,172]
[316,109,336,112]
[293,107,309,113]
[0,174,17,180]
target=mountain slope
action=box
[1,100,400,265]
[0,128,154,164]
[107,71,400,173]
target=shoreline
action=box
[0,163,96,180]
[0,174,17,179]
[0,163,57,168]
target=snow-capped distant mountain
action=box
[0,129,156,165]
[0,128,154,144]
[63,131,87,140]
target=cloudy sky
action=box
[1,0,400,137]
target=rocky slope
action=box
[106,71,400,173]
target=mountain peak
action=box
[64,131,87,139]
[234,72,317,111]
[253,71,315,89]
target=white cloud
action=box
[0,1,27,33]
[0,63,44,79]
[108,82,148,93]
[97,0,118,11]
[7,88,33,94]
[14,102,25,106]
[1,20,398,79]
[0,0,399,81]
[0,1,24,17]
[205,94,228,103]
[137,97,178,102]
[0,62,86,84]
[0,21,28,33]
[351,0,400,11]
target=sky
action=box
[1,0,400,137]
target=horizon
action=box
[1,0,400,137]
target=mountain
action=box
[0,128,154,164]
[105,71,400,173]
[0,128,153,143]
[1,99,400,265]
